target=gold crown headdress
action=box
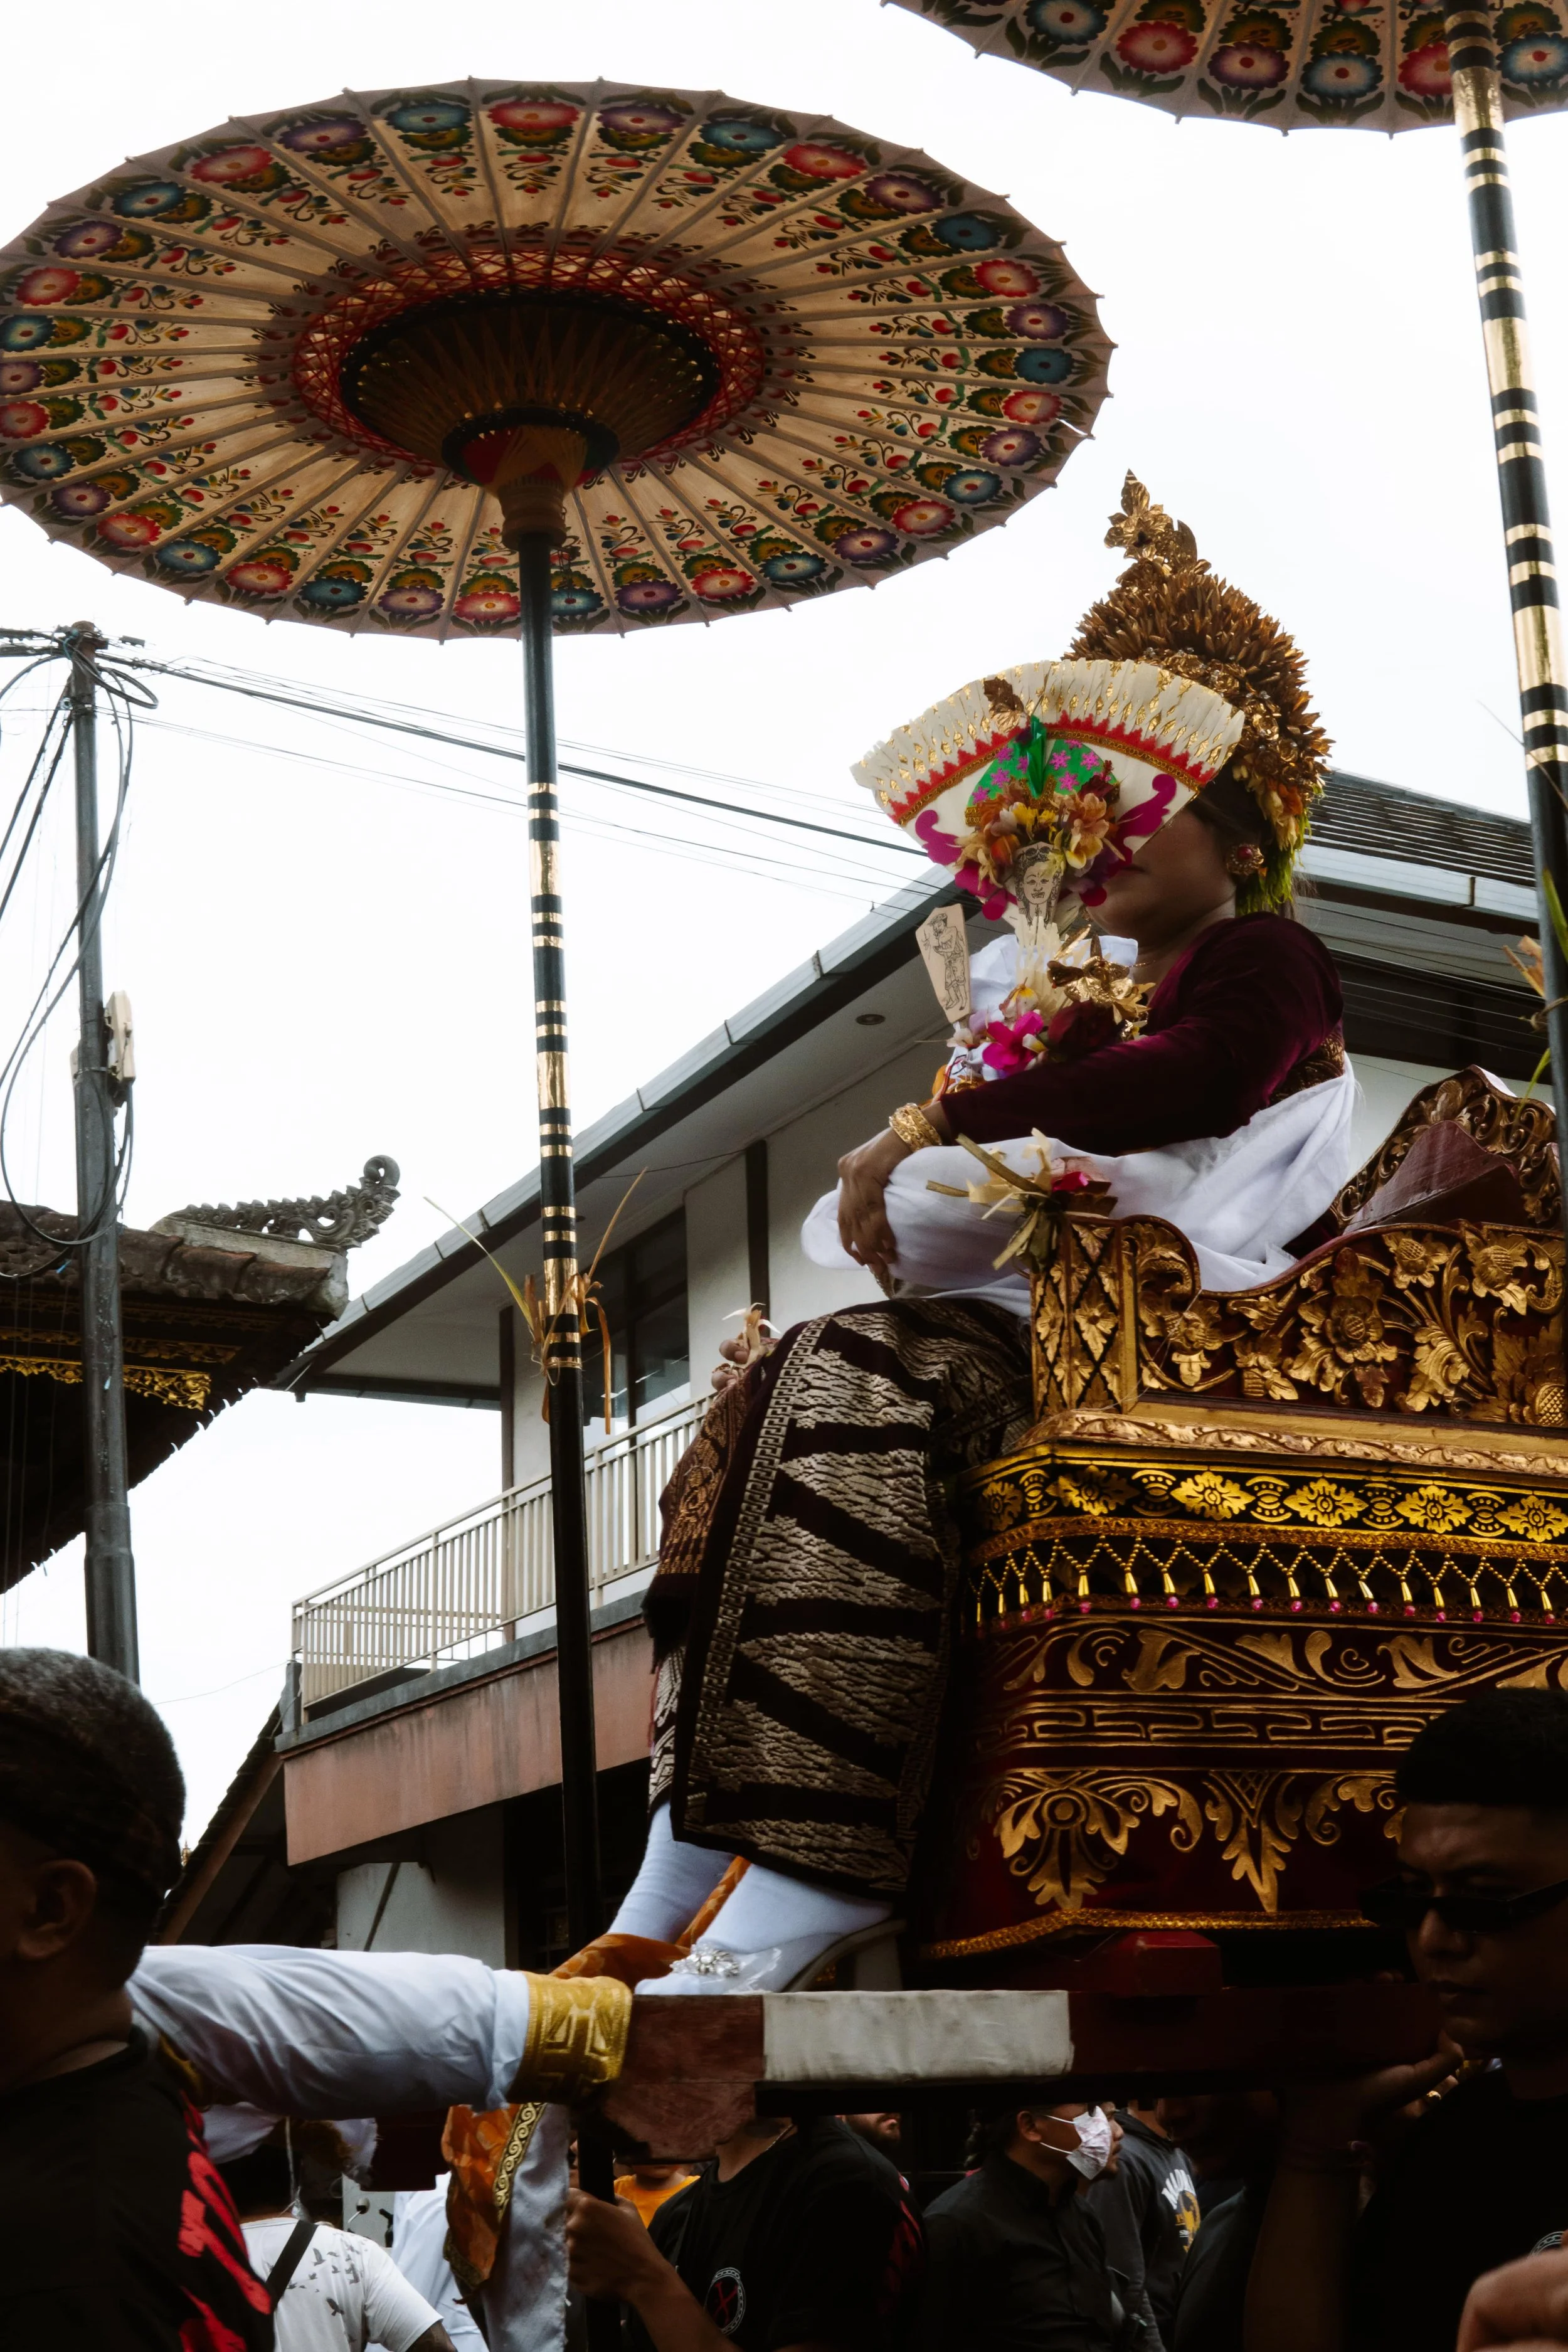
[855,472,1327,924]
[1069,475,1331,909]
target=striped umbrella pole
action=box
[518,530,606,1957]
[1448,7,1568,1199]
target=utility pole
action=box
[67,622,137,1681]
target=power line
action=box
[119,651,923,865]
[127,710,905,904]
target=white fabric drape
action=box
[803,933,1355,1310]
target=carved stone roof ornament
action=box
[154,1156,400,1253]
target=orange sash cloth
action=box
[442,1859,748,2289]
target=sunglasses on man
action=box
[1359,1876,1568,1934]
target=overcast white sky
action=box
[2,0,1564,1841]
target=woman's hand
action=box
[837,1129,913,1278]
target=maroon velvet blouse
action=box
[950,913,1344,1155]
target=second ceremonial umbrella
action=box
[0,75,1110,1939]
[894,0,1568,1232]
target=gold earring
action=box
[1226,843,1265,879]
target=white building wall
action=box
[684,1155,750,1387]
[336,1804,506,1964]
[765,1040,943,1330]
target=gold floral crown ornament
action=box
[1069,475,1332,911]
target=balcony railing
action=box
[292,1392,704,1711]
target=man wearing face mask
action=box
[916,2098,1147,2350]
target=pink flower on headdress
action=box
[983,1007,1046,1075]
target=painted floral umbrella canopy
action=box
[0,78,1110,638]
[888,0,1567,126]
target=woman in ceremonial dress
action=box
[579,477,1355,1995]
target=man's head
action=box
[840,2112,902,2158]
[1156,2090,1278,2181]
[1394,1691,1568,2072]
[0,1648,184,2038]
[968,2097,1121,2198]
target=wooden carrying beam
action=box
[599,1981,1442,2159]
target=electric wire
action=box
[126,709,908,904]
[118,650,923,864]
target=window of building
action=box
[584,1209,689,1432]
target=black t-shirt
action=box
[1352,2069,1568,2352]
[1169,2183,1264,2352]
[918,2153,1130,2352]
[0,2031,274,2350]
[638,2117,921,2350]
[1087,2117,1199,2342]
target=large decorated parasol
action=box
[0,78,1109,1947]
[0,78,1108,633]
[893,0,1568,1237]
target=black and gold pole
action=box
[511,472,624,2351]
[514,507,605,1963]
[1447,7,1568,1221]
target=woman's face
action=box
[1094,802,1234,944]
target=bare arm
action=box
[409,2328,457,2352]
[1243,2052,1454,2352]
[1459,2249,1568,2348]
[1242,2149,1361,2352]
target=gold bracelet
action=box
[889,1102,945,1153]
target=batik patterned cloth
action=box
[652,1297,1034,1897]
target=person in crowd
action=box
[0,1646,273,2349]
[222,2125,454,2352]
[615,2159,700,2227]
[565,2109,922,2350]
[1245,1689,1568,2352]
[917,2096,1148,2349]
[1086,2102,1199,2346]
[841,2112,903,2161]
[1158,2095,1278,2352]
[388,2175,488,2348]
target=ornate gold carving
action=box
[963,1441,1568,1622]
[985,1767,1204,1909]
[922,1906,1371,1960]
[0,1353,209,1411]
[1034,1213,1565,1431]
[977,1760,1397,1917]
[510,1973,630,2104]
[1330,1068,1559,1231]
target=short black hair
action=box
[0,1647,184,1976]
[963,2093,1085,2169]
[220,2137,295,2221]
[1396,1692,1568,1811]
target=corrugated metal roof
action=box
[1314,773,1531,887]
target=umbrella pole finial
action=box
[517,532,605,1957]
[1447,6,1568,1264]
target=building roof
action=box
[4,1160,398,1589]
[284,770,1542,1408]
